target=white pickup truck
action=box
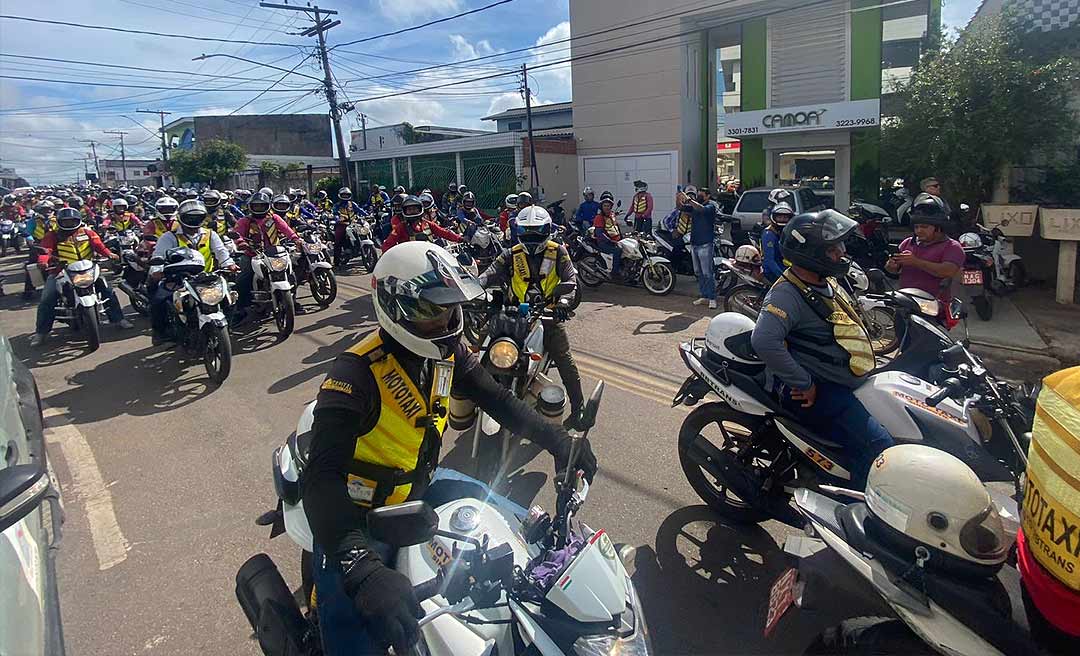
[727,186,826,229]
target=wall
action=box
[350,125,407,153]
[194,114,331,157]
[494,109,573,133]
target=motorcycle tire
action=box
[1,243,6,257]
[973,294,993,321]
[1008,261,1027,290]
[642,261,676,296]
[463,307,489,348]
[724,284,765,319]
[864,306,900,356]
[128,290,150,317]
[274,291,296,338]
[577,255,606,288]
[804,616,933,656]
[310,268,337,308]
[677,403,771,524]
[203,323,232,384]
[362,248,378,274]
[79,304,101,352]
[474,427,505,487]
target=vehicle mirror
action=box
[580,380,605,431]
[941,343,968,368]
[991,227,1003,239]
[960,203,970,212]
[366,501,439,547]
[949,298,964,321]
[867,268,887,290]
[0,464,50,534]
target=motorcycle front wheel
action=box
[864,306,899,355]
[577,255,605,287]
[724,284,764,319]
[203,323,232,384]
[362,247,378,274]
[642,261,676,295]
[79,304,101,352]
[310,268,337,308]
[274,291,296,338]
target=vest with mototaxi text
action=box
[510,241,561,303]
[175,228,215,273]
[778,269,876,378]
[56,228,94,264]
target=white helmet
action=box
[958,232,982,250]
[770,201,794,225]
[768,188,793,205]
[866,445,1010,575]
[514,205,553,255]
[155,195,179,217]
[704,313,762,373]
[371,241,484,360]
[734,244,761,267]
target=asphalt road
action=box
[0,255,1041,656]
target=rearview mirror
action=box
[960,203,970,212]
[366,501,438,547]
[0,464,50,534]
[867,268,887,291]
[579,380,605,432]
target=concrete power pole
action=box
[521,63,540,193]
[77,140,100,180]
[137,108,172,186]
[260,3,351,190]
[104,130,129,183]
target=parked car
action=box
[728,185,826,228]
[0,335,65,655]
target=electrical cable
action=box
[0,14,304,46]
[331,0,519,49]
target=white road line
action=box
[42,407,129,571]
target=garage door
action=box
[582,152,676,221]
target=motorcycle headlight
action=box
[196,284,224,305]
[488,338,519,370]
[916,297,939,317]
[268,255,289,272]
[71,271,95,287]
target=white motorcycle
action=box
[52,258,105,351]
[237,381,654,656]
[576,227,676,296]
[248,244,297,338]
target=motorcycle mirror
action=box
[366,501,439,547]
[867,268,887,290]
[960,203,970,212]
[579,380,605,432]
[949,298,964,321]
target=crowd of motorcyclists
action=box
[2,174,1077,656]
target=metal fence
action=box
[462,148,517,212]
[411,153,458,195]
[223,164,340,196]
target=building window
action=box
[508,121,523,131]
[713,23,742,189]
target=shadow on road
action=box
[42,344,215,422]
[625,506,828,655]
[632,312,700,336]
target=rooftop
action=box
[482,101,573,122]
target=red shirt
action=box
[382,216,461,252]
[233,214,301,255]
[1,205,25,220]
[37,227,113,274]
[1017,529,1080,637]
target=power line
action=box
[331,0,519,49]
[116,0,294,31]
[230,54,316,115]
[0,74,315,92]
[0,14,304,46]
[0,54,309,84]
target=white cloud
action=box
[375,0,460,23]
[448,34,499,61]
[527,21,572,104]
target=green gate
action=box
[462,147,516,213]
[411,153,457,195]
[395,158,409,190]
[356,159,393,190]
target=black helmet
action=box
[177,200,208,229]
[393,185,406,195]
[287,188,300,202]
[599,190,614,203]
[249,192,271,216]
[457,184,468,195]
[448,181,458,191]
[201,189,222,210]
[338,187,352,200]
[124,194,139,206]
[56,207,82,231]
[317,190,328,200]
[68,196,84,210]
[419,193,435,212]
[909,193,951,228]
[237,189,253,202]
[516,191,533,208]
[391,193,406,212]
[780,210,858,277]
[401,195,424,220]
[462,191,476,209]
[271,194,291,213]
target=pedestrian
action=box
[885,194,964,304]
[685,186,718,309]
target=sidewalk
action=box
[1011,285,1080,366]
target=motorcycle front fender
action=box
[74,292,100,307]
[197,310,226,329]
[645,255,671,266]
[311,261,333,270]
[270,280,294,292]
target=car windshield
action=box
[737,191,770,214]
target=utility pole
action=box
[77,139,100,180]
[260,2,351,189]
[360,113,368,152]
[137,108,172,187]
[521,63,540,193]
[104,130,128,183]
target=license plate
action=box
[962,270,983,285]
[763,568,798,637]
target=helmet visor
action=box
[959,503,1009,561]
[820,211,859,242]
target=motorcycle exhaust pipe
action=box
[235,553,308,654]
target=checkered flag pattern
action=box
[1016,0,1080,31]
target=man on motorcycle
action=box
[627,180,654,234]
[30,208,132,346]
[148,200,239,345]
[478,206,587,428]
[499,193,518,235]
[885,194,963,299]
[442,181,461,214]
[761,201,794,284]
[316,189,333,214]
[333,187,365,270]
[573,187,600,234]
[454,191,489,229]
[142,196,179,251]
[382,195,462,252]
[200,189,235,237]
[368,184,390,213]
[750,210,893,482]
[233,192,304,321]
[104,197,143,232]
[2,194,26,221]
[301,241,597,655]
[593,191,624,277]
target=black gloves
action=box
[346,556,423,654]
[552,433,598,483]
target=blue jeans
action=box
[35,273,124,335]
[312,540,394,656]
[690,242,715,300]
[596,237,622,275]
[779,379,894,483]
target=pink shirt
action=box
[897,235,965,297]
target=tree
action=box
[881,14,1078,205]
[169,139,248,187]
[315,176,342,201]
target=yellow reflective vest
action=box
[326,332,453,508]
[56,229,93,264]
[1023,366,1080,591]
[175,229,215,273]
[510,241,560,303]
[780,270,876,377]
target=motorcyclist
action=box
[478,206,587,428]
[626,180,654,234]
[750,210,893,482]
[763,188,794,225]
[300,241,597,655]
[885,194,963,301]
[333,187,365,270]
[442,181,461,214]
[142,196,179,251]
[382,195,462,252]
[104,197,143,232]
[30,207,132,346]
[367,184,389,213]
[148,200,238,345]
[3,193,26,221]
[592,192,623,277]
[760,201,794,284]
[498,193,518,236]
[316,189,333,213]
[281,192,315,228]
[233,191,303,321]
[200,189,235,237]
[454,191,488,229]
[574,187,600,234]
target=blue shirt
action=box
[689,202,717,246]
[574,201,600,230]
[761,227,784,282]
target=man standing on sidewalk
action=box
[685,186,718,309]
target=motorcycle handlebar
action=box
[413,576,443,603]
[926,377,962,407]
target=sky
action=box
[0,0,984,185]
[0,0,572,184]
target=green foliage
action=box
[169,139,248,186]
[1012,161,1080,208]
[881,14,1079,205]
[258,160,283,178]
[315,176,342,201]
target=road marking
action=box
[42,407,129,571]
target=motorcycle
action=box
[960,224,1026,294]
[846,201,896,272]
[724,261,871,324]
[47,253,106,352]
[960,239,996,321]
[331,211,376,272]
[575,227,676,295]
[767,487,1034,655]
[1,217,23,256]
[115,231,152,317]
[673,323,1027,528]
[462,220,502,275]
[246,243,298,338]
[289,225,337,308]
[237,380,654,656]
[152,248,234,384]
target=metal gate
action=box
[462,148,516,213]
[411,154,457,195]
